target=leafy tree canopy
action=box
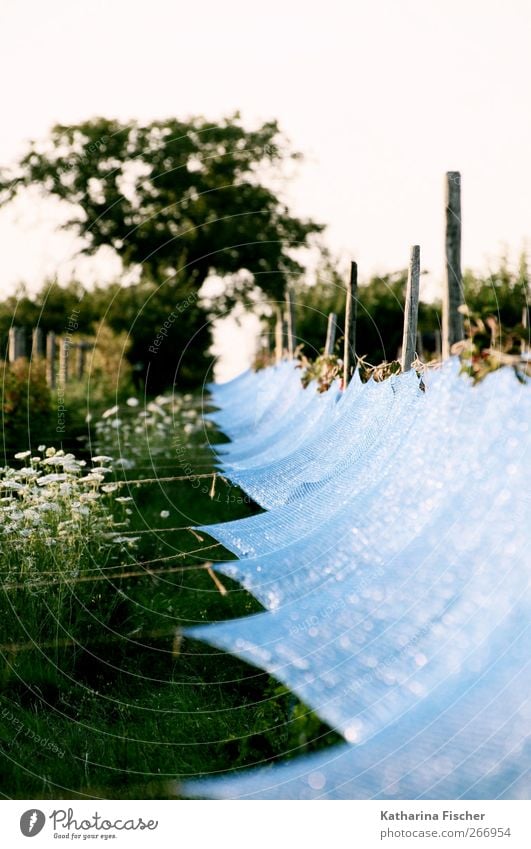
[0,115,323,312]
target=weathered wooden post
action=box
[8,327,26,362]
[442,171,464,358]
[343,261,358,386]
[401,245,421,371]
[32,327,45,358]
[275,307,283,364]
[285,286,296,358]
[46,331,56,388]
[8,328,17,362]
[324,312,337,356]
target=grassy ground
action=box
[0,393,339,799]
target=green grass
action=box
[0,394,340,799]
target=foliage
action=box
[0,116,323,389]
[252,348,276,371]
[357,356,403,383]
[298,353,342,392]
[0,448,133,654]
[290,252,529,368]
[292,266,441,365]
[0,393,337,798]
[462,252,529,328]
[454,307,529,383]
[1,359,53,451]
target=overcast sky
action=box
[1,0,529,375]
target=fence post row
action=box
[401,245,421,372]
[443,171,464,358]
[5,327,92,386]
[343,261,358,386]
[324,312,337,356]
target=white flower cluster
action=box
[0,448,136,578]
[94,394,205,463]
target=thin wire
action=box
[0,542,223,585]
[0,551,222,591]
[113,473,225,486]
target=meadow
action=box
[0,389,338,799]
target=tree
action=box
[0,115,323,389]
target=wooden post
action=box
[46,331,56,388]
[32,327,45,359]
[324,312,337,356]
[401,245,421,371]
[59,337,69,385]
[442,171,464,358]
[285,287,296,358]
[275,307,283,364]
[523,304,529,356]
[8,328,17,362]
[343,261,358,386]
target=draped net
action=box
[183,360,531,799]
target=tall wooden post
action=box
[32,327,45,358]
[275,307,283,364]
[46,331,56,388]
[8,327,25,361]
[324,312,337,356]
[343,261,358,386]
[401,245,421,371]
[285,287,296,358]
[442,171,464,358]
[8,328,17,363]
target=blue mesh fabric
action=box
[184,363,531,799]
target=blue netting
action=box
[185,361,531,799]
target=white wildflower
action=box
[102,405,119,419]
[91,455,113,464]
[114,458,135,470]
[80,473,105,484]
[126,397,139,407]
[37,473,68,486]
[160,510,170,519]
[14,450,31,460]
[101,483,119,493]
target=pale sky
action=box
[1,0,530,377]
